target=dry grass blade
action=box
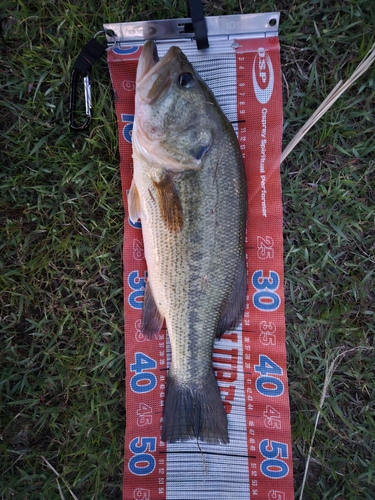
[281,43,375,162]
[56,479,67,500]
[41,457,79,500]
[298,347,374,500]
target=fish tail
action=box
[161,370,229,444]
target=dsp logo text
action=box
[252,48,274,105]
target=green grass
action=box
[1,0,375,499]
[280,2,375,498]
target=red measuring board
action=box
[107,34,294,500]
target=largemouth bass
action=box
[129,40,247,444]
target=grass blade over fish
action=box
[130,40,247,444]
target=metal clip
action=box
[69,69,92,130]
[69,35,106,131]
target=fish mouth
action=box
[136,41,183,103]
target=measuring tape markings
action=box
[107,35,293,500]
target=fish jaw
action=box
[136,42,181,104]
[135,40,159,84]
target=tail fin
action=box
[161,370,229,444]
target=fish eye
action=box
[178,73,195,88]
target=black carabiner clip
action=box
[69,69,92,130]
[69,37,106,131]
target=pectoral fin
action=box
[153,172,183,232]
[128,179,141,224]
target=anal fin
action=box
[216,256,247,338]
[141,282,164,337]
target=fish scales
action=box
[129,41,247,444]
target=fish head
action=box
[133,40,218,171]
